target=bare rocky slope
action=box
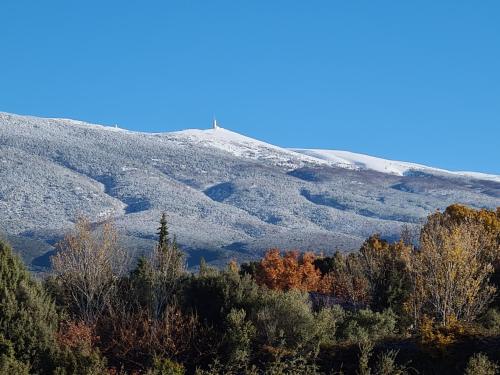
[1,112,498,270]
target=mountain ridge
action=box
[5,111,497,180]
[1,111,499,270]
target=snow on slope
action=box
[164,126,500,183]
[167,127,327,169]
[291,149,500,183]
[24,112,498,183]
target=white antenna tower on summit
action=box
[212,117,220,130]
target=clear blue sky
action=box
[1,1,499,174]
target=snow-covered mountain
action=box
[291,149,500,182]
[1,112,499,270]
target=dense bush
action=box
[339,308,397,343]
[0,240,59,372]
[251,288,336,353]
[481,308,500,334]
[146,357,186,375]
[465,353,499,375]
[181,268,260,329]
[0,334,30,374]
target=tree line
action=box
[1,205,500,374]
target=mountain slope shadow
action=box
[300,188,349,210]
[204,182,235,202]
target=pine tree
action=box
[157,212,170,250]
[130,256,154,308]
[150,214,185,319]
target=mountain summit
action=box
[1,112,499,269]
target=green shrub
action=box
[339,309,396,343]
[357,342,411,375]
[465,353,499,375]
[53,346,107,375]
[224,308,256,366]
[253,289,313,349]
[252,289,336,354]
[0,240,59,372]
[147,357,186,375]
[357,340,374,375]
[194,359,224,375]
[181,270,260,328]
[481,309,500,333]
[265,352,320,375]
[0,334,30,374]
[374,350,411,375]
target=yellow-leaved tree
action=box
[408,205,499,328]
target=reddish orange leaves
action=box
[256,249,321,292]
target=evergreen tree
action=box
[0,239,59,372]
[130,256,154,308]
[0,334,30,374]
[157,212,170,250]
[150,215,185,319]
[358,236,412,317]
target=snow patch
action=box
[291,149,500,183]
[166,127,326,169]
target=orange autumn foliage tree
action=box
[256,249,322,291]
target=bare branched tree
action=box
[409,215,496,326]
[52,217,129,324]
[400,223,421,248]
